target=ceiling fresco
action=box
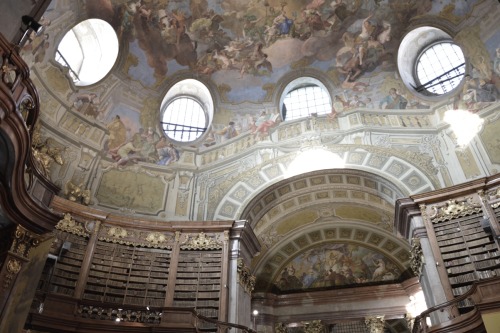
[13,0,500,294]
[239,170,412,292]
[71,0,494,104]
[21,0,498,168]
[273,242,404,291]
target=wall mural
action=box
[19,0,500,172]
[273,242,402,291]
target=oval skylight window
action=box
[55,19,118,86]
[283,85,331,121]
[161,97,207,142]
[415,41,465,95]
[160,79,213,143]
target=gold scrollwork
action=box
[237,258,256,295]
[108,226,128,239]
[145,232,167,245]
[7,258,21,274]
[428,198,481,223]
[12,225,41,258]
[31,123,65,177]
[3,258,22,290]
[181,232,222,250]
[409,238,424,277]
[56,213,89,237]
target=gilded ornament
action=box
[236,258,256,294]
[181,232,222,250]
[409,238,424,277]
[56,213,88,237]
[64,180,91,205]
[108,226,128,238]
[11,225,42,258]
[7,259,22,274]
[31,123,65,177]
[146,232,167,245]
[429,198,482,223]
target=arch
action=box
[211,148,438,221]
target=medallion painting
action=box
[274,242,402,291]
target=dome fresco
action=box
[16,0,500,292]
[273,242,403,291]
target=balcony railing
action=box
[412,277,500,333]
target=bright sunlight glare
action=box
[285,148,344,178]
[444,110,483,147]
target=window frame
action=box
[280,77,332,122]
[397,27,468,101]
[160,95,208,144]
[55,18,119,86]
[413,40,466,96]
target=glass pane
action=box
[162,97,207,142]
[416,42,465,95]
[283,85,331,121]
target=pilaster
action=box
[0,225,52,332]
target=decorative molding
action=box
[428,198,482,223]
[3,259,22,289]
[237,258,256,295]
[11,225,42,258]
[55,213,89,237]
[144,231,171,247]
[64,180,91,205]
[77,305,161,324]
[96,225,174,249]
[107,226,128,239]
[2,224,43,289]
[98,226,133,244]
[409,238,424,277]
[180,232,222,250]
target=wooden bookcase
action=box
[44,233,89,297]
[432,210,500,312]
[83,242,171,306]
[173,249,222,330]
[42,234,88,296]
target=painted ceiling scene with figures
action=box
[18,0,500,294]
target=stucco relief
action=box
[479,115,500,165]
[95,168,169,214]
[456,147,482,180]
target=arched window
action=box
[398,27,466,98]
[280,77,331,121]
[160,79,213,143]
[55,19,118,86]
[415,41,465,95]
